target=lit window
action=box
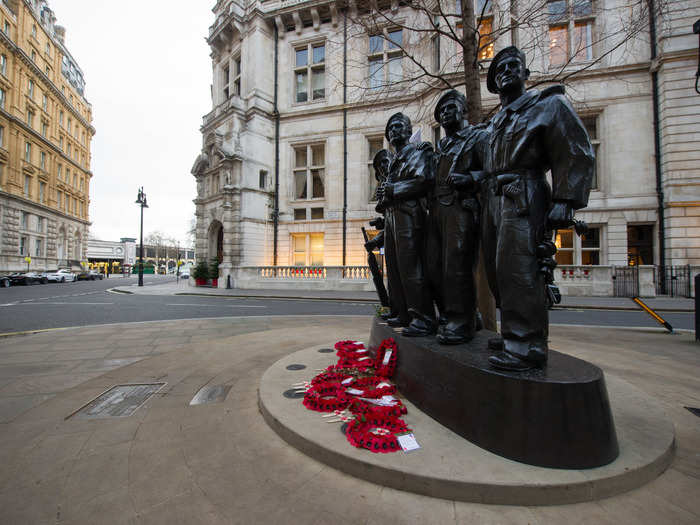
[548,0,594,68]
[292,143,325,200]
[295,43,325,103]
[555,226,602,265]
[367,137,384,202]
[291,233,324,266]
[368,30,403,90]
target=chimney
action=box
[54,25,65,45]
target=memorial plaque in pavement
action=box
[72,383,165,419]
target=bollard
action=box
[695,274,699,341]
[227,274,232,289]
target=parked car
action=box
[77,270,104,281]
[0,275,10,287]
[44,269,77,283]
[9,272,47,285]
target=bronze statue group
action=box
[366,46,595,372]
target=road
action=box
[0,276,693,334]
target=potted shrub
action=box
[209,258,220,287]
[192,260,209,286]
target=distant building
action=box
[0,0,94,272]
[193,0,699,292]
[87,237,195,273]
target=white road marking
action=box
[166,303,266,308]
[15,302,114,305]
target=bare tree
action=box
[145,231,167,272]
[338,0,666,122]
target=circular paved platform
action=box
[259,345,676,506]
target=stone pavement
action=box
[113,280,696,312]
[0,315,698,524]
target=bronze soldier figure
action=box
[365,149,401,321]
[482,47,594,371]
[377,113,436,337]
[428,90,486,345]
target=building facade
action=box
[193,0,700,291]
[87,237,195,273]
[0,0,93,273]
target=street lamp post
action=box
[135,187,148,287]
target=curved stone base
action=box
[259,345,675,506]
[369,318,618,469]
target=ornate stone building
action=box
[0,0,93,273]
[193,0,699,290]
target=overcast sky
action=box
[49,1,214,246]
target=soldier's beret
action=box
[385,112,412,141]
[487,46,527,94]
[434,89,467,123]
[373,149,392,172]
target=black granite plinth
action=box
[369,317,619,469]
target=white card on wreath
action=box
[397,433,421,452]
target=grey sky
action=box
[49,1,214,246]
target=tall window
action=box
[292,143,325,200]
[555,226,601,265]
[23,175,30,196]
[39,182,46,203]
[34,238,42,257]
[548,0,594,67]
[28,79,34,98]
[0,125,3,148]
[19,236,27,255]
[57,164,62,181]
[368,29,403,90]
[0,88,5,109]
[222,64,230,99]
[295,43,325,103]
[0,55,6,76]
[27,108,34,128]
[233,56,241,96]
[627,225,653,265]
[291,233,324,266]
[581,114,599,189]
[20,211,27,229]
[36,216,44,232]
[57,191,62,208]
[59,110,63,126]
[24,142,31,162]
[42,94,47,110]
[40,151,45,170]
[31,24,36,38]
[3,22,9,35]
[41,121,47,137]
[367,137,384,202]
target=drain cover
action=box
[283,389,305,399]
[685,407,700,418]
[190,384,232,405]
[286,364,306,371]
[71,383,165,419]
[318,348,334,353]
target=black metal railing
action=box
[612,266,639,297]
[655,265,691,297]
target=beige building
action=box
[0,0,93,273]
[193,0,699,294]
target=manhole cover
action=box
[283,389,305,399]
[286,364,306,371]
[318,348,334,353]
[685,407,700,418]
[190,384,232,405]
[70,383,165,419]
